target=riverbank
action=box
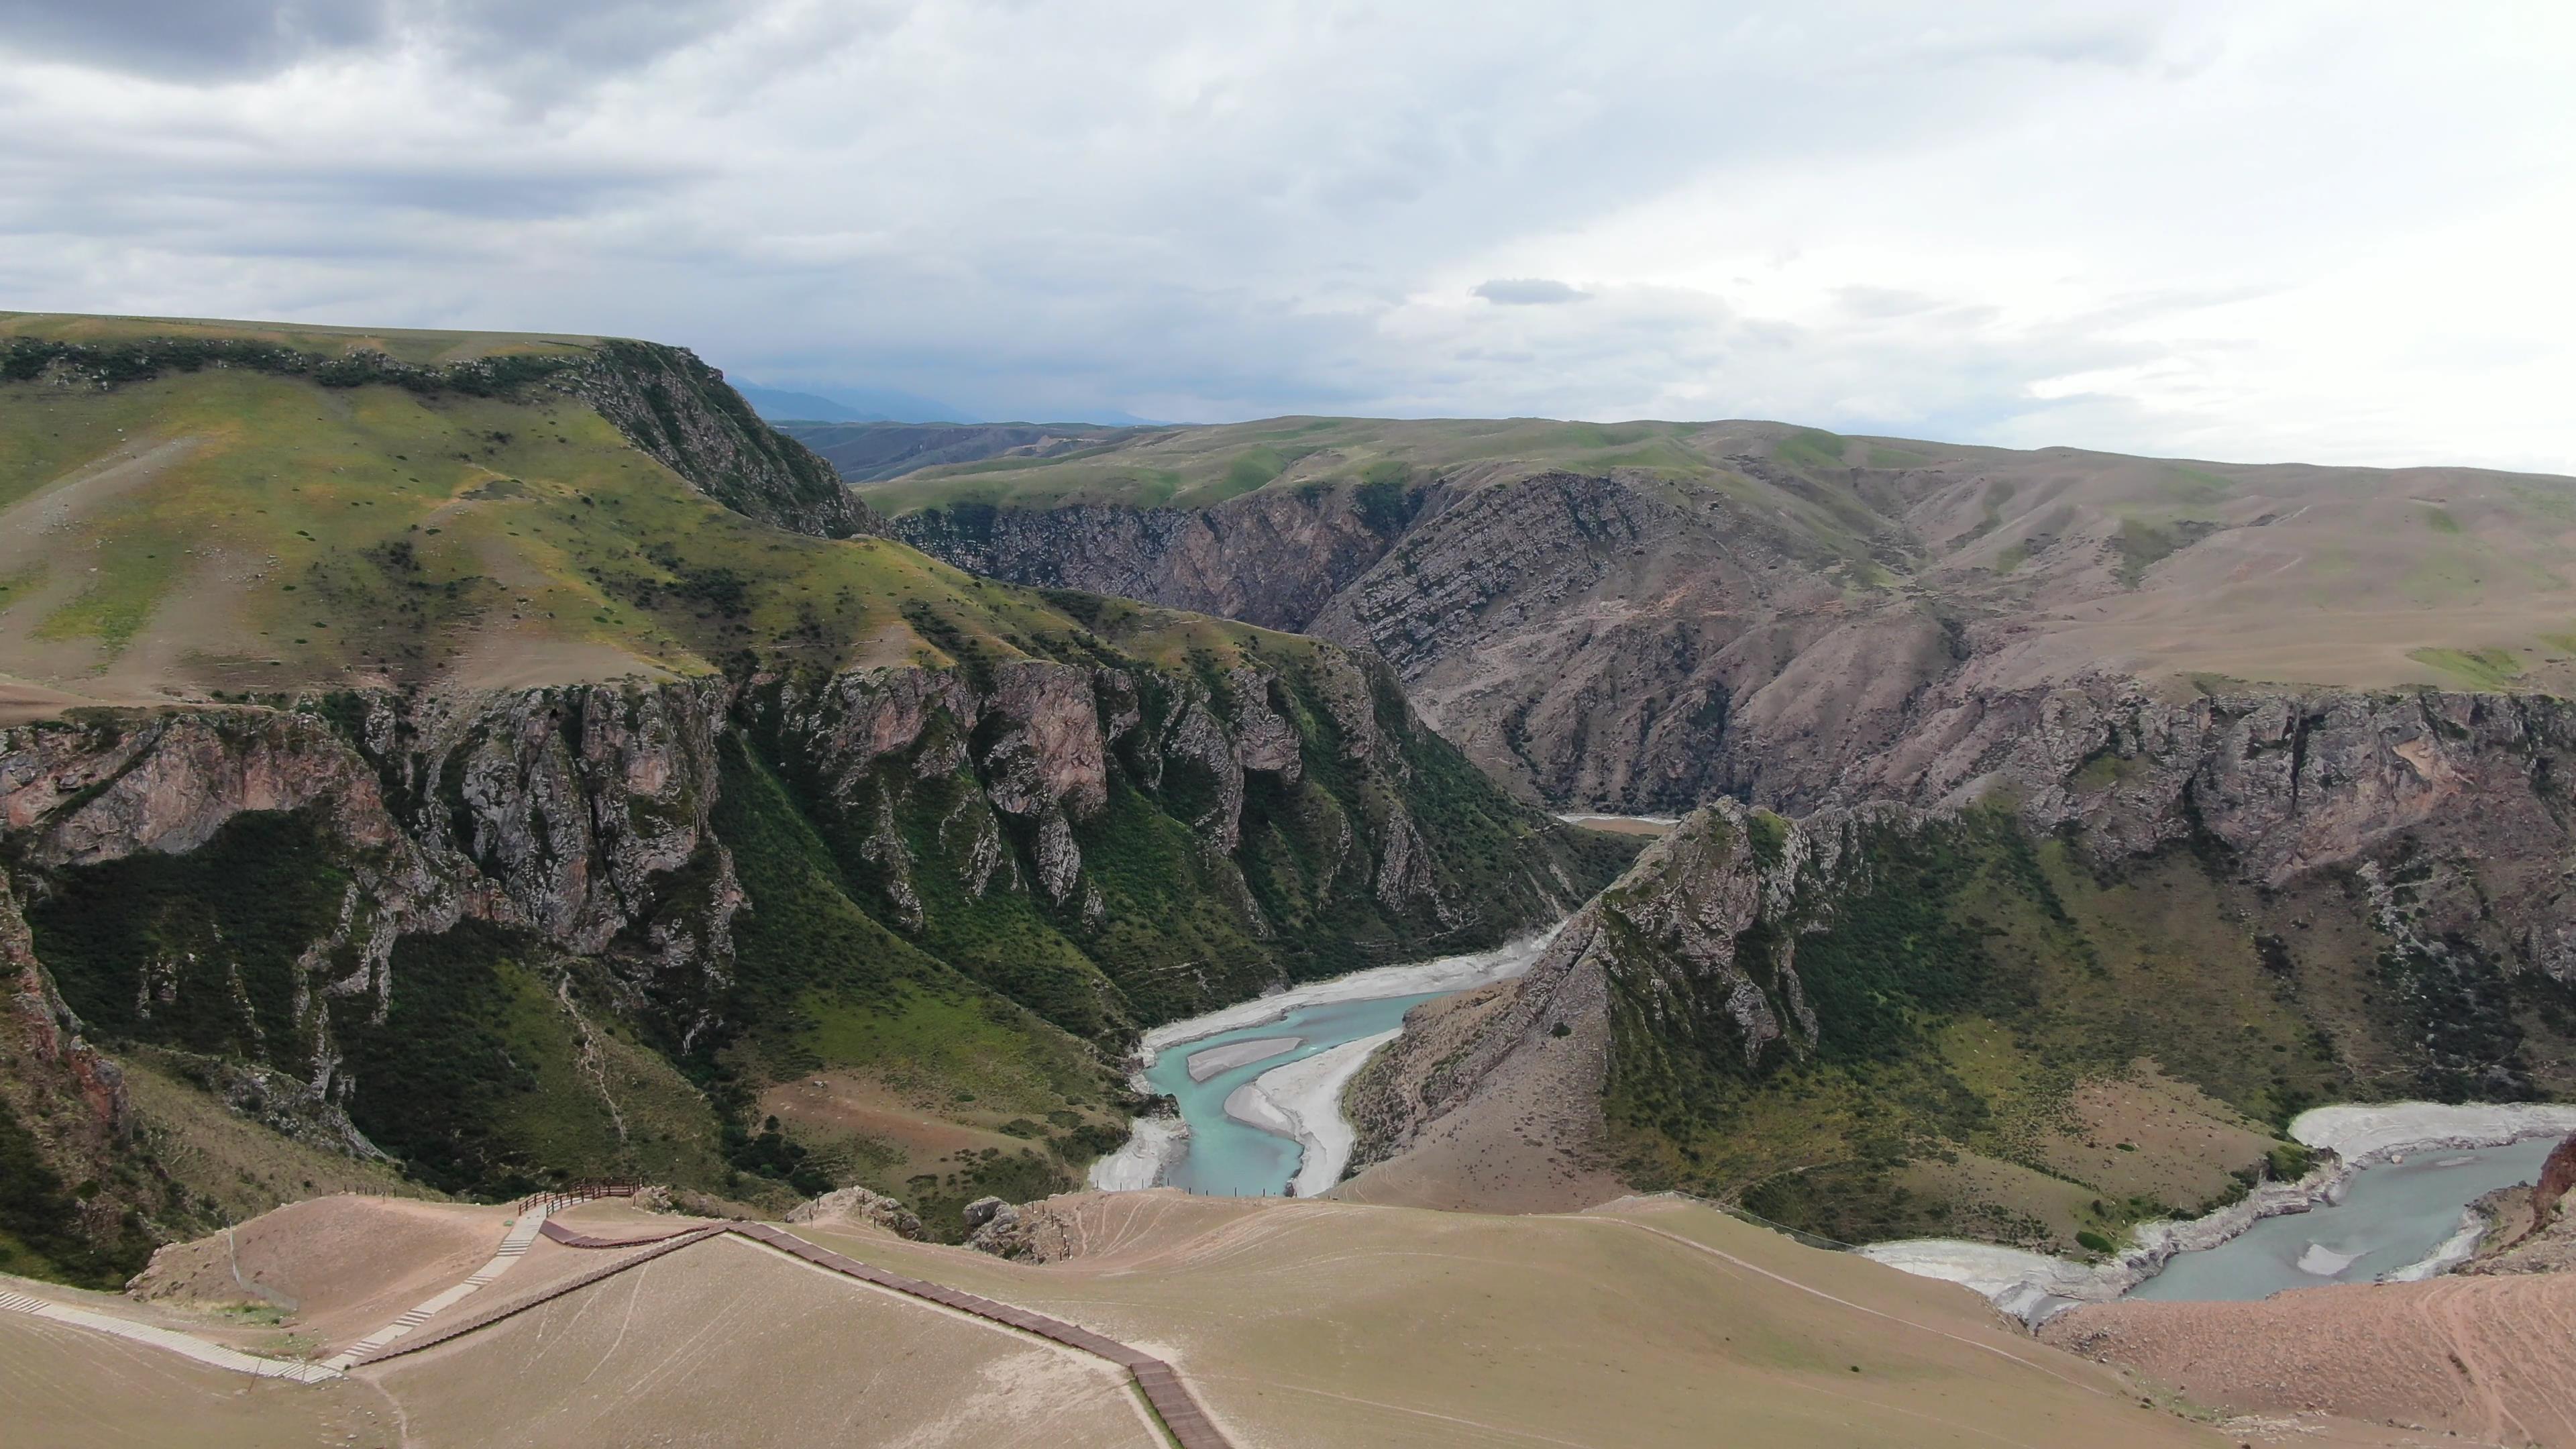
[1134,928,1564,1065]
[1089,928,1565,1194]
[1862,1102,2576,1324]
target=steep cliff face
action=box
[873,423,2576,816]
[897,480,1419,634]
[0,633,1622,1272]
[894,462,1946,808]
[1349,689,2576,1248]
[574,341,879,539]
[0,870,148,1283]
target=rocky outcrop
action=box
[572,340,879,539]
[0,622,1619,1270]
[1356,698,2576,1223]
[893,466,1897,808]
[896,480,1422,633]
[2534,1134,2576,1235]
[0,870,148,1271]
[787,1184,925,1240]
[1,871,127,1146]
[959,1193,1089,1262]
[1348,799,1857,1173]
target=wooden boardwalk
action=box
[360,1216,1232,1449]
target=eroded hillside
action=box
[846,416,2576,810]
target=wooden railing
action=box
[513,1179,641,1216]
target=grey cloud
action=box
[1474,278,1590,306]
[0,0,392,77]
[0,0,739,80]
[0,1,2565,472]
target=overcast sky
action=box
[2,2,2569,470]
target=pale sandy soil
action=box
[1087,1114,1185,1191]
[362,1232,1157,1449]
[1244,1029,1393,1197]
[1554,813,1679,836]
[2295,1104,2576,1160]
[2044,1273,2576,1446]
[0,1311,390,1448]
[1185,1035,1303,1081]
[788,1191,2224,1448]
[128,1195,517,1354]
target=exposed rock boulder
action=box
[786,1185,925,1240]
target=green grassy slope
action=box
[0,312,881,707]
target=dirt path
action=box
[362,1216,1238,1448]
[0,1285,339,1383]
[0,437,200,572]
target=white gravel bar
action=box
[1236,1030,1401,1197]
[1185,1036,1303,1082]
[1085,1114,1187,1191]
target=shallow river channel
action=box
[1141,991,1445,1196]
[1110,928,1567,1198]
[2128,1136,2556,1300]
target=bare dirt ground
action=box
[1338,974,1630,1214]
[0,673,102,723]
[362,1232,1158,1448]
[439,629,675,691]
[761,1067,1050,1199]
[128,1196,515,1354]
[0,1310,390,1448]
[2043,1273,2576,1446]
[790,1190,2222,1448]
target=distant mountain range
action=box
[737,381,1168,429]
[735,382,977,424]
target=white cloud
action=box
[0,0,2568,470]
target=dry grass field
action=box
[3,1189,2271,1448]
